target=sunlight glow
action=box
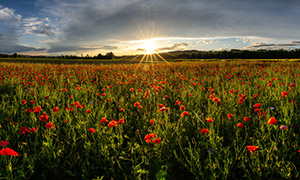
[141,39,157,54]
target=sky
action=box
[1,0,300,56]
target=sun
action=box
[141,39,157,54]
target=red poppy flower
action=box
[28,127,37,133]
[281,91,289,97]
[150,119,155,125]
[119,108,124,112]
[181,111,189,117]
[88,128,96,133]
[86,109,91,114]
[100,117,108,123]
[134,102,140,107]
[130,88,134,91]
[201,128,209,134]
[180,105,186,110]
[19,127,28,134]
[144,133,157,142]
[206,118,213,123]
[253,103,260,108]
[267,117,277,125]
[45,122,55,129]
[227,113,233,119]
[0,140,9,147]
[244,116,250,122]
[174,100,181,106]
[158,104,165,108]
[151,138,161,144]
[0,148,18,156]
[118,118,124,124]
[247,145,259,153]
[53,107,59,113]
[254,94,259,98]
[39,113,49,122]
[237,123,243,128]
[158,107,169,112]
[22,100,27,104]
[108,120,118,128]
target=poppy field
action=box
[1,61,300,179]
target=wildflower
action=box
[138,105,143,109]
[151,138,161,144]
[244,116,250,122]
[134,102,140,107]
[208,148,214,155]
[237,123,243,128]
[53,107,59,113]
[158,107,169,112]
[206,118,213,123]
[247,145,259,153]
[280,125,288,130]
[88,128,96,133]
[0,148,18,156]
[180,105,186,110]
[19,127,28,134]
[254,94,259,98]
[150,119,155,125]
[281,91,289,97]
[28,127,37,133]
[45,122,55,129]
[100,117,108,124]
[158,104,165,108]
[267,117,277,125]
[118,118,124,124]
[270,107,275,111]
[39,113,49,122]
[22,100,27,104]
[86,109,91,114]
[144,133,157,142]
[174,100,181,106]
[227,113,233,119]
[181,111,189,117]
[130,88,134,91]
[0,140,9,147]
[253,103,260,108]
[31,100,35,105]
[201,128,209,134]
[108,120,118,128]
[119,108,124,112]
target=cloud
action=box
[155,43,189,52]
[33,0,300,54]
[245,41,300,50]
[0,5,46,53]
[0,5,21,21]
[136,48,146,52]
[47,45,118,53]
[22,17,55,36]
[201,40,218,44]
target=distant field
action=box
[1,57,300,64]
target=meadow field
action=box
[1,61,300,179]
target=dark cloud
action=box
[101,45,118,50]
[246,41,300,49]
[137,48,146,52]
[155,43,189,51]
[47,45,100,53]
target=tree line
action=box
[160,49,300,59]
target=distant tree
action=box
[12,53,18,58]
[105,52,114,59]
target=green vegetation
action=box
[0,61,300,179]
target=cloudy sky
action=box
[1,0,300,56]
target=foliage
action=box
[0,61,300,179]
